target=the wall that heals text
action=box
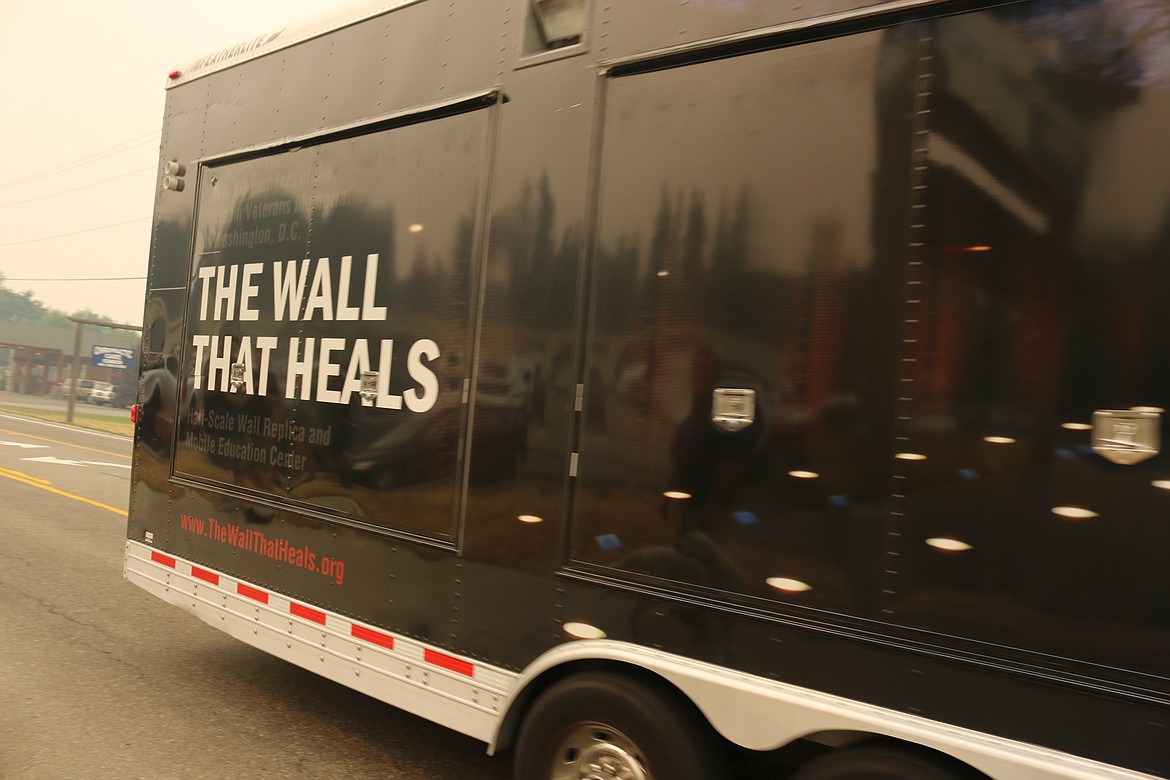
[167,102,488,539]
[189,252,440,411]
[172,246,462,539]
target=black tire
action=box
[792,744,977,780]
[513,671,728,780]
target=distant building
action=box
[0,321,139,395]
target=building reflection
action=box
[570,0,1170,680]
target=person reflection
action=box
[616,347,762,594]
[668,348,762,537]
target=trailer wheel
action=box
[513,671,727,780]
[792,744,977,780]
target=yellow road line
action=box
[0,467,51,485]
[0,427,131,460]
[0,466,128,517]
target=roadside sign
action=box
[92,345,135,370]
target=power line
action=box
[0,216,151,247]
[0,166,155,208]
[0,131,159,187]
[2,276,145,282]
[0,131,160,189]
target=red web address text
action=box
[179,514,345,585]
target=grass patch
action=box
[0,405,134,438]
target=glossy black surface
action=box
[575,1,1170,689]
[130,0,1170,775]
[175,109,491,540]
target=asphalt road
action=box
[0,412,513,779]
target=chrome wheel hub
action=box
[551,724,650,780]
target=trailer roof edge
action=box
[164,0,425,89]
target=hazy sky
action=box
[0,0,353,326]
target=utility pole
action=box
[66,316,142,424]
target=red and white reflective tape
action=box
[127,539,517,724]
[148,549,423,658]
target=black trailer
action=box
[126,0,1170,777]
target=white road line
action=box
[0,413,132,442]
[23,455,132,469]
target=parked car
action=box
[89,382,123,407]
[54,378,96,401]
[77,379,97,401]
